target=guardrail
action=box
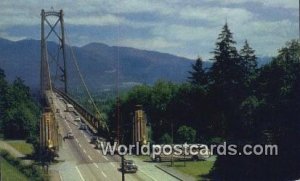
[53,88,110,139]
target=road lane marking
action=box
[78,144,82,148]
[75,138,79,143]
[101,171,107,178]
[110,162,115,167]
[83,149,86,154]
[139,169,158,181]
[75,166,85,181]
[59,171,64,181]
[93,163,99,168]
[88,155,93,161]
[103,156,109,161]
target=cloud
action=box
[152,24,218,41]
[0,0,298,59]
[215,0,298,9]
[67,14,124,26]
[118,37,180,50]
[0,31,26,41]
[179,6,254,26]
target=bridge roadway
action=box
[49,92,177,181]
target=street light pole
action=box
[121,155,125,181]
[0,155,2,181]
[171,121,174,167]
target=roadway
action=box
[50,92,178,181]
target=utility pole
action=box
[0,155,2,181]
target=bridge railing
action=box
[53,88,110,139]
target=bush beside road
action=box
[0,156,29,181]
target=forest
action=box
[0,71,40,141]
[106,23,300,180]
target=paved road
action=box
[50,93,178,181]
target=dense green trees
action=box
[176,125,196,144]
[0,69,8,123]
[107,23,299,179]
[0,71,40,139]
[188,57,207,86]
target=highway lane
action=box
[50,94,147,181]
[50,92,178,181]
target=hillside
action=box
[0,38,271,93]
[0,38,197,92]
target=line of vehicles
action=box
[63,103,139,173]
[60,97,210,174]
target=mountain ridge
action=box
[0,38,272,93]
[0,38,196,92]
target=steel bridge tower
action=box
[40,9,67,98]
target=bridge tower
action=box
[40,9,67,98]
[132,105,148,145]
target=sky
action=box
[0,0,298,60]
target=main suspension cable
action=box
[64,30,108,130]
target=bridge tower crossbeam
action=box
[40,9,67,99]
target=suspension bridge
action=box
[38,9,173,181]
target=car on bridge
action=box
[79,123,87,130]
[90,136,98,144]
[74,116,81,122]
[66,104,74,112]
[66,132,74,139]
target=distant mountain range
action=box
[0,38,271,93]
[0,38,197,92]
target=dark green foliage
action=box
[0,71,40,139]
[103,24,299,180]
[210,40,300,180]
[188,57,207,86]
[108,81,179,144]
[176,125,196,144]
[0,69,8,129]
[159,133,172,144]
[208,23,252,138]
[240,40,257,85]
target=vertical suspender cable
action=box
[64,30,108,131]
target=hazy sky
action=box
[0,0,298,59]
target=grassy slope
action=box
[1,157,29,181]
[6,140,33,155]
[173,161,214,180]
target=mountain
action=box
[0,38,273,93]
[0,38,197,92]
